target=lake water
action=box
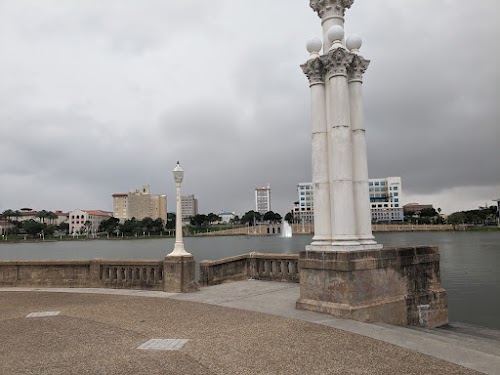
[1,232,499,330]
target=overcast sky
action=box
[0,0,498,216]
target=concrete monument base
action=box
[164,255,199,293]
[296,246,448,328]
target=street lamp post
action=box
[163,161,198,293]
[168,162,191,257]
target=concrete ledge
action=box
[297,246,449,328]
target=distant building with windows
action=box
[369,177,403,222]
[219,212,237,224]
[69,209,111,235]
[181,194,198,220]
[112,185,167,223]
[403,203,433,215]
[255,185,271,215]
[293,182,314,224]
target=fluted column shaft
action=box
[301,58,332,244]
[324,49,359,245]
[348,56,376,244]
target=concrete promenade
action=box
[1,281,499,374]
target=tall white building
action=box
[255,185,271,215]
[369,177,403,222]
[293,182,314,224]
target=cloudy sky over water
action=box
[0,0,498,216]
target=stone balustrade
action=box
[0,259,164,290]
[0,254,300,290]
[199,252,299,286]
[97,260,164,290]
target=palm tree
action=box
[35,210,49,223]
[2,209,15,222]
[46,211,58,225]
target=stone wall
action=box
[0,259,164,290]
[296,246,449,328]
[199,252,299,286]
[0,254,300,291]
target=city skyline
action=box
[0,1,498,216]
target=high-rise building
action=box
[181,194,198,220]
[255,185,271,215]
[112,185,167,222]
[369,177,403,222]
[293,182,314,224]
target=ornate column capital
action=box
[348,55,370,82]
[301,58,325,86]
[322,48,354,78]
[309,0,354,20]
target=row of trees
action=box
[403,206,498,226]
[189,213,222,227]
[240,210,282,226]
[447,206,498,226]
[1,220,68,238]
[404,207,445,224]
[99,214,176,236]
[1,209,60,224]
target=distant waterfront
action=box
[1,231,499,330]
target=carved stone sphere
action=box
[306,38,322,54]
[346,35,362,51]
[327,25,344,42]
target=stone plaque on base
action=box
[164,255,199,293]
[296,246,448,328]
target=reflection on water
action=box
[1,232,499,329]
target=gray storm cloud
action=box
[0,0,498,215]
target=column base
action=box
[296,246,449,328]
[163,255,199,293]
[306,243,383,252]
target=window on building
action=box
[375,182,380,186]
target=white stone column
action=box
[309,0,354,51]
[324,46,359,246]
[301,52,332,245]
[348,44,377,245]
[309,3,354,221]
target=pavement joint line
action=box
[137,339,189,351]
[25,311,61,318]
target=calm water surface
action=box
[1,232,499,329]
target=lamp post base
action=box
[163,255,199,293]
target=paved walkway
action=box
[1,281,499,374]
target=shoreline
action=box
[1,226,499,244]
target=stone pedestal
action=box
[164,255,198,293]
[296,246,448,328]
